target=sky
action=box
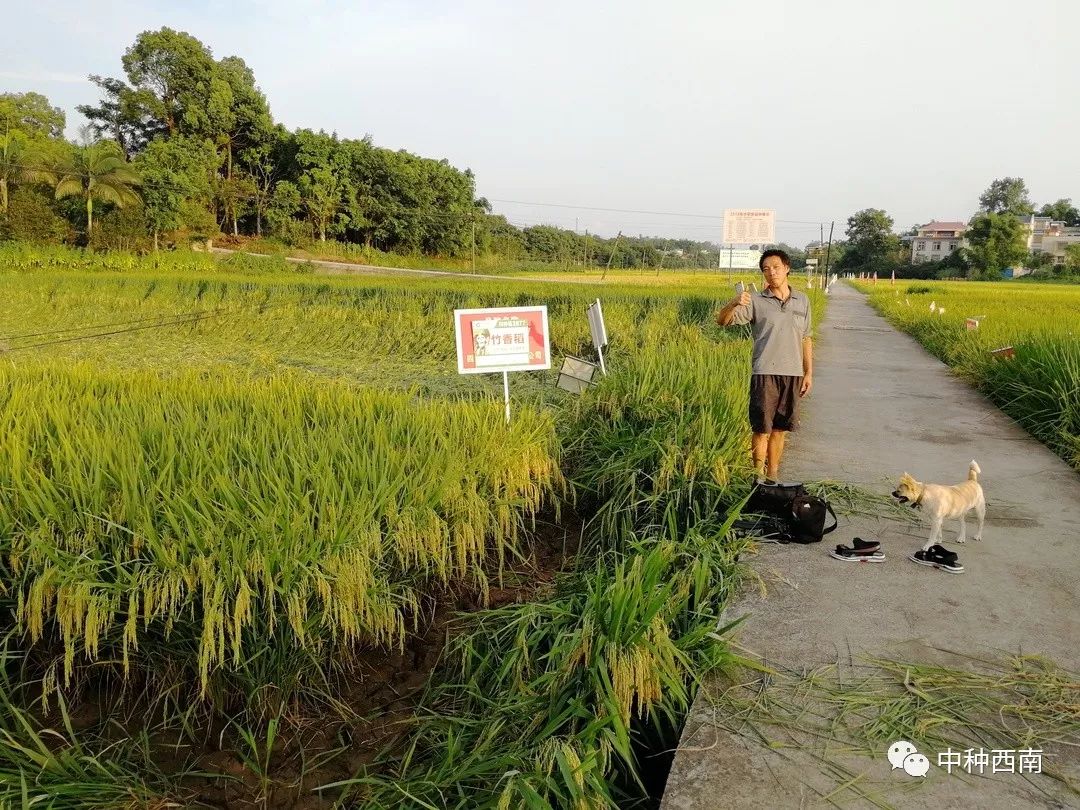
[2,0,1078,247]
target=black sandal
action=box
[829,541,886,562]
[909,544,963,574]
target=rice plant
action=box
[0,361,562,703]
[342,513,755,809]
[0,245,799,806]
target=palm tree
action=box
[54,140,140,238]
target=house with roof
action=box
[909,221,966,264]
[1017,215,1080,266]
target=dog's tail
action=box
[968,460,981,481]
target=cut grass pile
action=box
[700,652,1080,806]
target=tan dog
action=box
[892,461,985,552]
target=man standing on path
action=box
[716,249,813,481]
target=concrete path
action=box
[211,247,601,284]
[662,282,1080,809]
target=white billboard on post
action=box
[723,209,775,245]
[721,249,762,269]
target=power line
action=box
[489,198,830,226]
[1,309,240,353]
[0,306,232,342]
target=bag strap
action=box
[732,516,791,543]
[822,501,838,536]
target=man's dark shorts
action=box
[749,374,802,434]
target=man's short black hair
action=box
[759,249,791,270]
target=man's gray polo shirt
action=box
[728,288,812,376]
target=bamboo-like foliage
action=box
[0,362,562,693]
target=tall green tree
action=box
[245,128,292,237]
[79,28,272,169]
[134,136,215,248]
[92,28,218,143]
[838,208,902,272]
[265,179,301,239]
[0,92,66,139]
[216,172,257,236]
[216,56,273,179]
[1037,198,1080,226]
[299,167,346,242]
[964,213,1028,278]
[0,92,68,213]
[55,141,141,238]
[979,177,1033,215]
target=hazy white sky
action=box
[3,0,1077,246]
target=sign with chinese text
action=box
[722,248,762,269]
[723,209,776,245]
[454,306,551,374]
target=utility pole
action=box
[601,231,621,283]
[471,218,477,273]
[824,221,835,276]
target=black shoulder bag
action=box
[744,482,838,544]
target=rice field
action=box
[860,280,1080,470]
[0,243,823,808]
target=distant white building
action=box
[909,221,966,264]
[1018,215,1080,266]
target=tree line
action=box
[834,177,1080,280]
[0,28,729,269]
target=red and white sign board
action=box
[454,306,551,374]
